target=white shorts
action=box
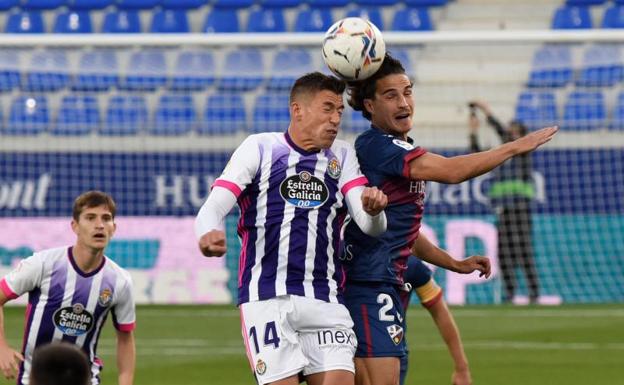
[240,295,357,385]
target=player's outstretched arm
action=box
[116,330,135,385]
[411,234,491,278]
[0,293,23,380]
[407,126,558,184]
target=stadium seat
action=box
[72,50,119,92]
[212,0,253,7]
[388,48,412,71]
[514,91,558,131]
[52,95,100,136]
[346,7,384,30]
[150,9,190,33]
[551,5,592,29]
[601,4,624,28]
[160,0,203,9]
[562,90,606,130]
[575,44,624,87]
[345,109,370,133]
[21,0,64,10]
[151,94,196,135]
[565,0,606,4]
[247,8,286,32]
[120,50,167,91]
[259,0,302,7]
[294,7,333,32]
[6,95,48,135]
[53,10,93,33]
[170,51,216,91]
[116,0,159,9]
[203,8,240,33]
[307,0,349,7]
[0,50,21,92]
[252,93,290,133]
[218,48,264,92]
[404,0,449,5]
[267,49,314,91]
[0,0,18,10]
[5,11,45,33]
[609,91,624,130]
[392,7,433,31]
[102,9,141,33]
[357,0,399,5]
[66,0,111,9]
[22,50,70,92]
[102,95,147,135]
[527,45,573,88]
[199,93,247,135]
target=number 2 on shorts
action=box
[248,321,281,354]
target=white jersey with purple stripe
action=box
[213,132,368,305]
[0,246,136,385]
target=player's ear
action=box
[290,101,302,121]
[71,219,79,235]
[363,98,374,115]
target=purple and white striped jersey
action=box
[0,246,136,385]
[212,132,368,305]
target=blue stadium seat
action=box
[247,8,286,32]
[267,49,313,90]
[346,7,384,30]
[199,93,247,135]
[5,11,45,33]
[102,95,147,136]
[66,0,111,9]
[53,10,93,33]
[601,4,624,28]
[6,95,48,135]
[52,95,99,136]
[0,0,18,10]
[72,50,119,92]
[565,0,606,4]
[514,91,558,131]
[404,0,448,5]
[21,0,64,10]
[170,51,216,91]
[552,5,592,29]
[388,48,412,71]
[307,0,349,7]
[102,10,141,33]
[0,50,21,92]
[609,91,624,130]
[252,93,290,133]
[203,8,240,33]
[150,9,190,33]
[219,48,264,92]
[294,7,333,32]
[151,94,196,135]
[259,0,302,7]
[562,90,606,130]
[212,0,253,7]
[115,0,159,9]
[357,0,399,5]
[23,50,70,92]
[575,44,624,87]
[392,7,433,31]
[160,0,203,9]
[120,50,167,91]
[527,45,573,88]
[345,109,370,133]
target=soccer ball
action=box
[322,17,386,81]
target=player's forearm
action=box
[444,142,518,183]
[429,301,469,371]
[346,186,387,237]
[117,333,135,385]
[194,186,237,239]
[411,236,461,272]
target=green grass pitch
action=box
[1,304,622,385]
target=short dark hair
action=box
[347,54,407,121]
[30,343,91,385]
[72,190,116,221]
[290,72,346,104]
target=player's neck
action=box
[72,242,105,273]
[287,127,320,153]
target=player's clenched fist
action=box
[361,186,388,217]
[198,229,227,257]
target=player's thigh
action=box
[354,357,400,385]
[344,283,407,358]
[306,369,354,385]
[240,297,307,385]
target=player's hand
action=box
[361,186,387,217]
[452,367,472,385]
[0,343,23,380]
[198,230,227,257]
[456,256,491,278]
[512,126,558,153]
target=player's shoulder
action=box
[34,246,69,262]
[330,138,355,152]
[103,257,133,283]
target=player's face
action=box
[71,205,116,251]
[298,90,344,150]
[365,74,414,139]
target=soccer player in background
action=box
[342,54,558,385]
[30,342,91,385]
[195,72,388,385]
[399,256,471,385]
[0,191,136,385]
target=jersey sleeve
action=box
[112,271,136,332]
[338,142,368,196]
[0,254,44,300]
[213,135,261,198]
[358,134,426,179]
[405,257,443,309]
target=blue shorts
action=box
[344,281,407,358]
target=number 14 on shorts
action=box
[249,321,281,353]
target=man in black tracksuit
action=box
[468,100,540,304]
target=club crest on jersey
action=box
[392,139,414,151]
[327,157,341,179]
[98,288,113,307]
[255,359,267,375]
[386,324,404,345]
[280,171,329,209]
[53,303,94,336]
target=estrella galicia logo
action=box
[53,303,94,336]
[280,171,329,209]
